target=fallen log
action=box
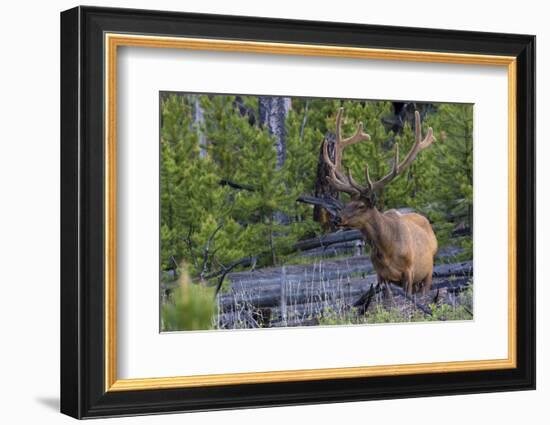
[227,269,373,291]
[296,240,362,258]
[218,276,377,312]
[293,229,363,251]
[218,280,470,328]
[162,260,472,304]
[432,277,471,293]
[296,195,343,222]
[225,259,470,291]
[217,273,471,313]
[432,261,473,277]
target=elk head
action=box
[324,107,435,228]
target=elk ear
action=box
[360,192,376,208]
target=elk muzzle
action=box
[331,215,343,226]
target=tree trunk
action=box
[259,96,291,228]
[313,132,340,230]
[193,96,207,158]
[258,96,291,169]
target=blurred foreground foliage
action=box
[161,266,217,331]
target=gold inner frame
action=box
[104,33,517,392]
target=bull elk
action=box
[324,108,438,296]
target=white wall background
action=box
[0,0,544,423]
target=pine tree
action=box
[160,93,473,279]
[423,103,474,257]
[160,94,233,274]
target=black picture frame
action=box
[61,5,536,419]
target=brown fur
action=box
[340,202,438,295]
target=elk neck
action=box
[356,207,394,252]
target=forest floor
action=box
[215,241,473,329]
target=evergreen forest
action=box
[160,93,474,331]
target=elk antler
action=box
[322,107,371,197]
[324,109,435,199]
[370,110,435,192]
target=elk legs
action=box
[403,269,414,296]
[422,270,433,295]
[378,276,395,304]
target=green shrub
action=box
[161,269,217,331]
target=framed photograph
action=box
[60,6,535,419]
